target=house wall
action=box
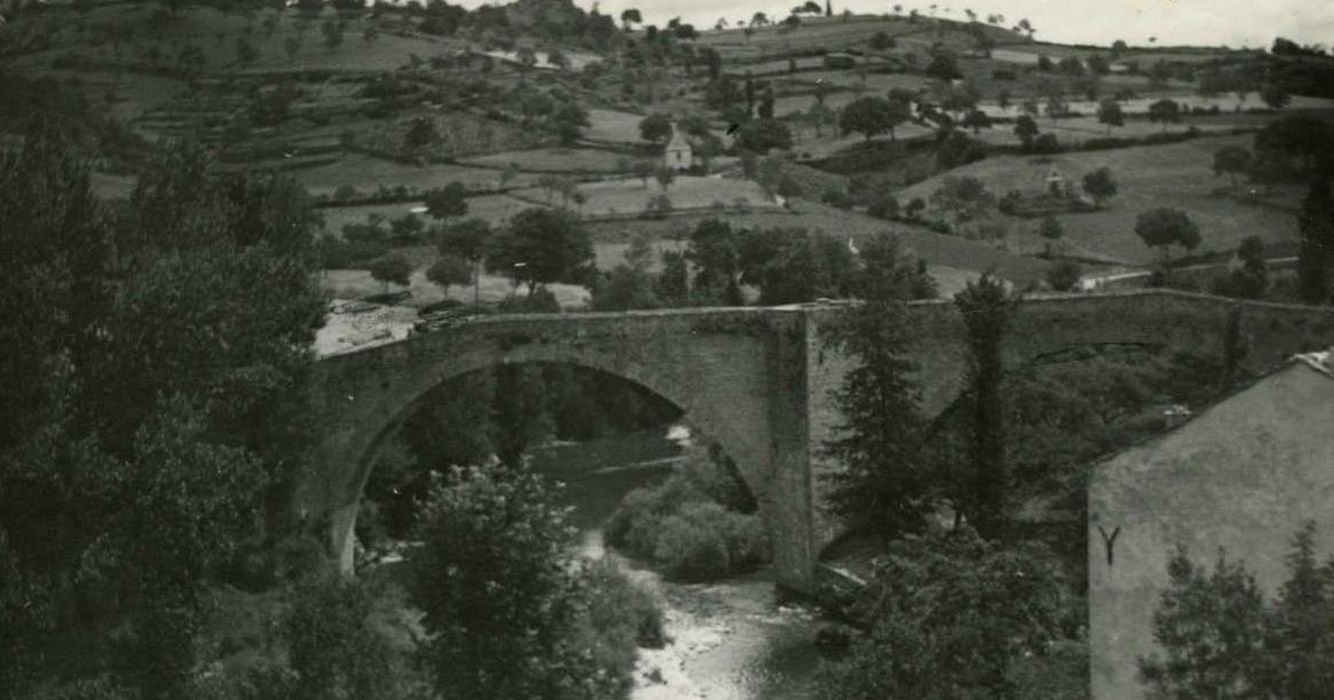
[1088,362,1334,699]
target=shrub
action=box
[821,186,853,209]
[606,447,769,581]
[1032,133,1062,154]
[283,577,398,700]
[1047,261,1083,291]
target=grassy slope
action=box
[897,134,1305,265]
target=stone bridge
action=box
[302,290,1334,591]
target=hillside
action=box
[2,0,1331,304]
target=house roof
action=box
[665,126,690,152]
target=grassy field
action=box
[582,199,1051,286]
[511,176,779,217]
[459,147,629,173]
[9,5,452,74]
[897,134,1306,265]
[585,108,648,143]
[294,155,538,196]
[695,14,1021,63]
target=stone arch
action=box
[314,334,783,574]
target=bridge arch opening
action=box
[334,359,764,572]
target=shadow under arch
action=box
[316,340,783,575]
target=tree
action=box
[1213,146,1252,188]
[426,254,473,298]
[236,36,258,64]
[438,218,492,306]
[410,465,624,699]
[1097,98,1124,133]
[592,234,660,311]
[953,272,1016,539]
[1014,114,1039,150]
[735,118,793,153]
[839,96,893,141]
[1047,260,1082,291]
[751,11,768,27]
[685,218,743,305]
[283,578,398,700]
[820,243,935,547]
[486,208,595,293]
[321,19,344,50]
[1082,167,1119,207]
[961,108,991,135]
[620,8,641,31]
[550,101,589,145]
[925,52,962,81]
[1136,208,1201,279]
[1214,235,1268,300]
[815,528,1064,699]
[0,135,324,698]
[369,253,413,292]
[1148,98,1181,131]
[930,176,994,231]
[655,164,676,191]
[737,227,853,304]
[1038,215,1063,256]
[869,31,894,50]
[1261,83,1291,110]
[638,112,673,143]
[425,182,468,220]
[1136,526,1334,699]
[406,116,436,148]
[1297,175,1334,304]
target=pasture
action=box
[294,155,536,196]
[896,134,1306,264]
[511,176,780,217]
[459,147,629,173]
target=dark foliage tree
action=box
[1038,215,1063,256]
[953,272,1017,539]
[1136,208,1201,281]
[925,52,962,81]
[406,115,437,148]
[1097,98,1124,133]
[0,133,323,697]
[369,253,413,292]
[737,227,855,304]
[1013,114,1039,150]
[961,108,992,135]
[1213,146,1251,188]
[410,465,630,699]
[426,181,469,220]
[1261,83,1291,110]
[591,235,661,311]
[685,218,744,305]
[638,112,673,143]
[1046,260,1082,291]
[1136,526,1334,699]
[1148,98,1181,131]
[1297,175,1334,304]
[815,528,1065,699]
[820,238,937,548]
[437,217,492,306]
[486,208,595,293]
[735,118,793,153]
[427,254,473,298]
[1082,167,1119,207]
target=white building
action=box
[664,125,692,171]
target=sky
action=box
[456,0,1334,50]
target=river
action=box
[528,424,825,700]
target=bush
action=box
[1047,261,1083,291]
[821,186,853,209]
[1032,133,1062,154]
[606,448,769,582]
[283,578,399,700]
